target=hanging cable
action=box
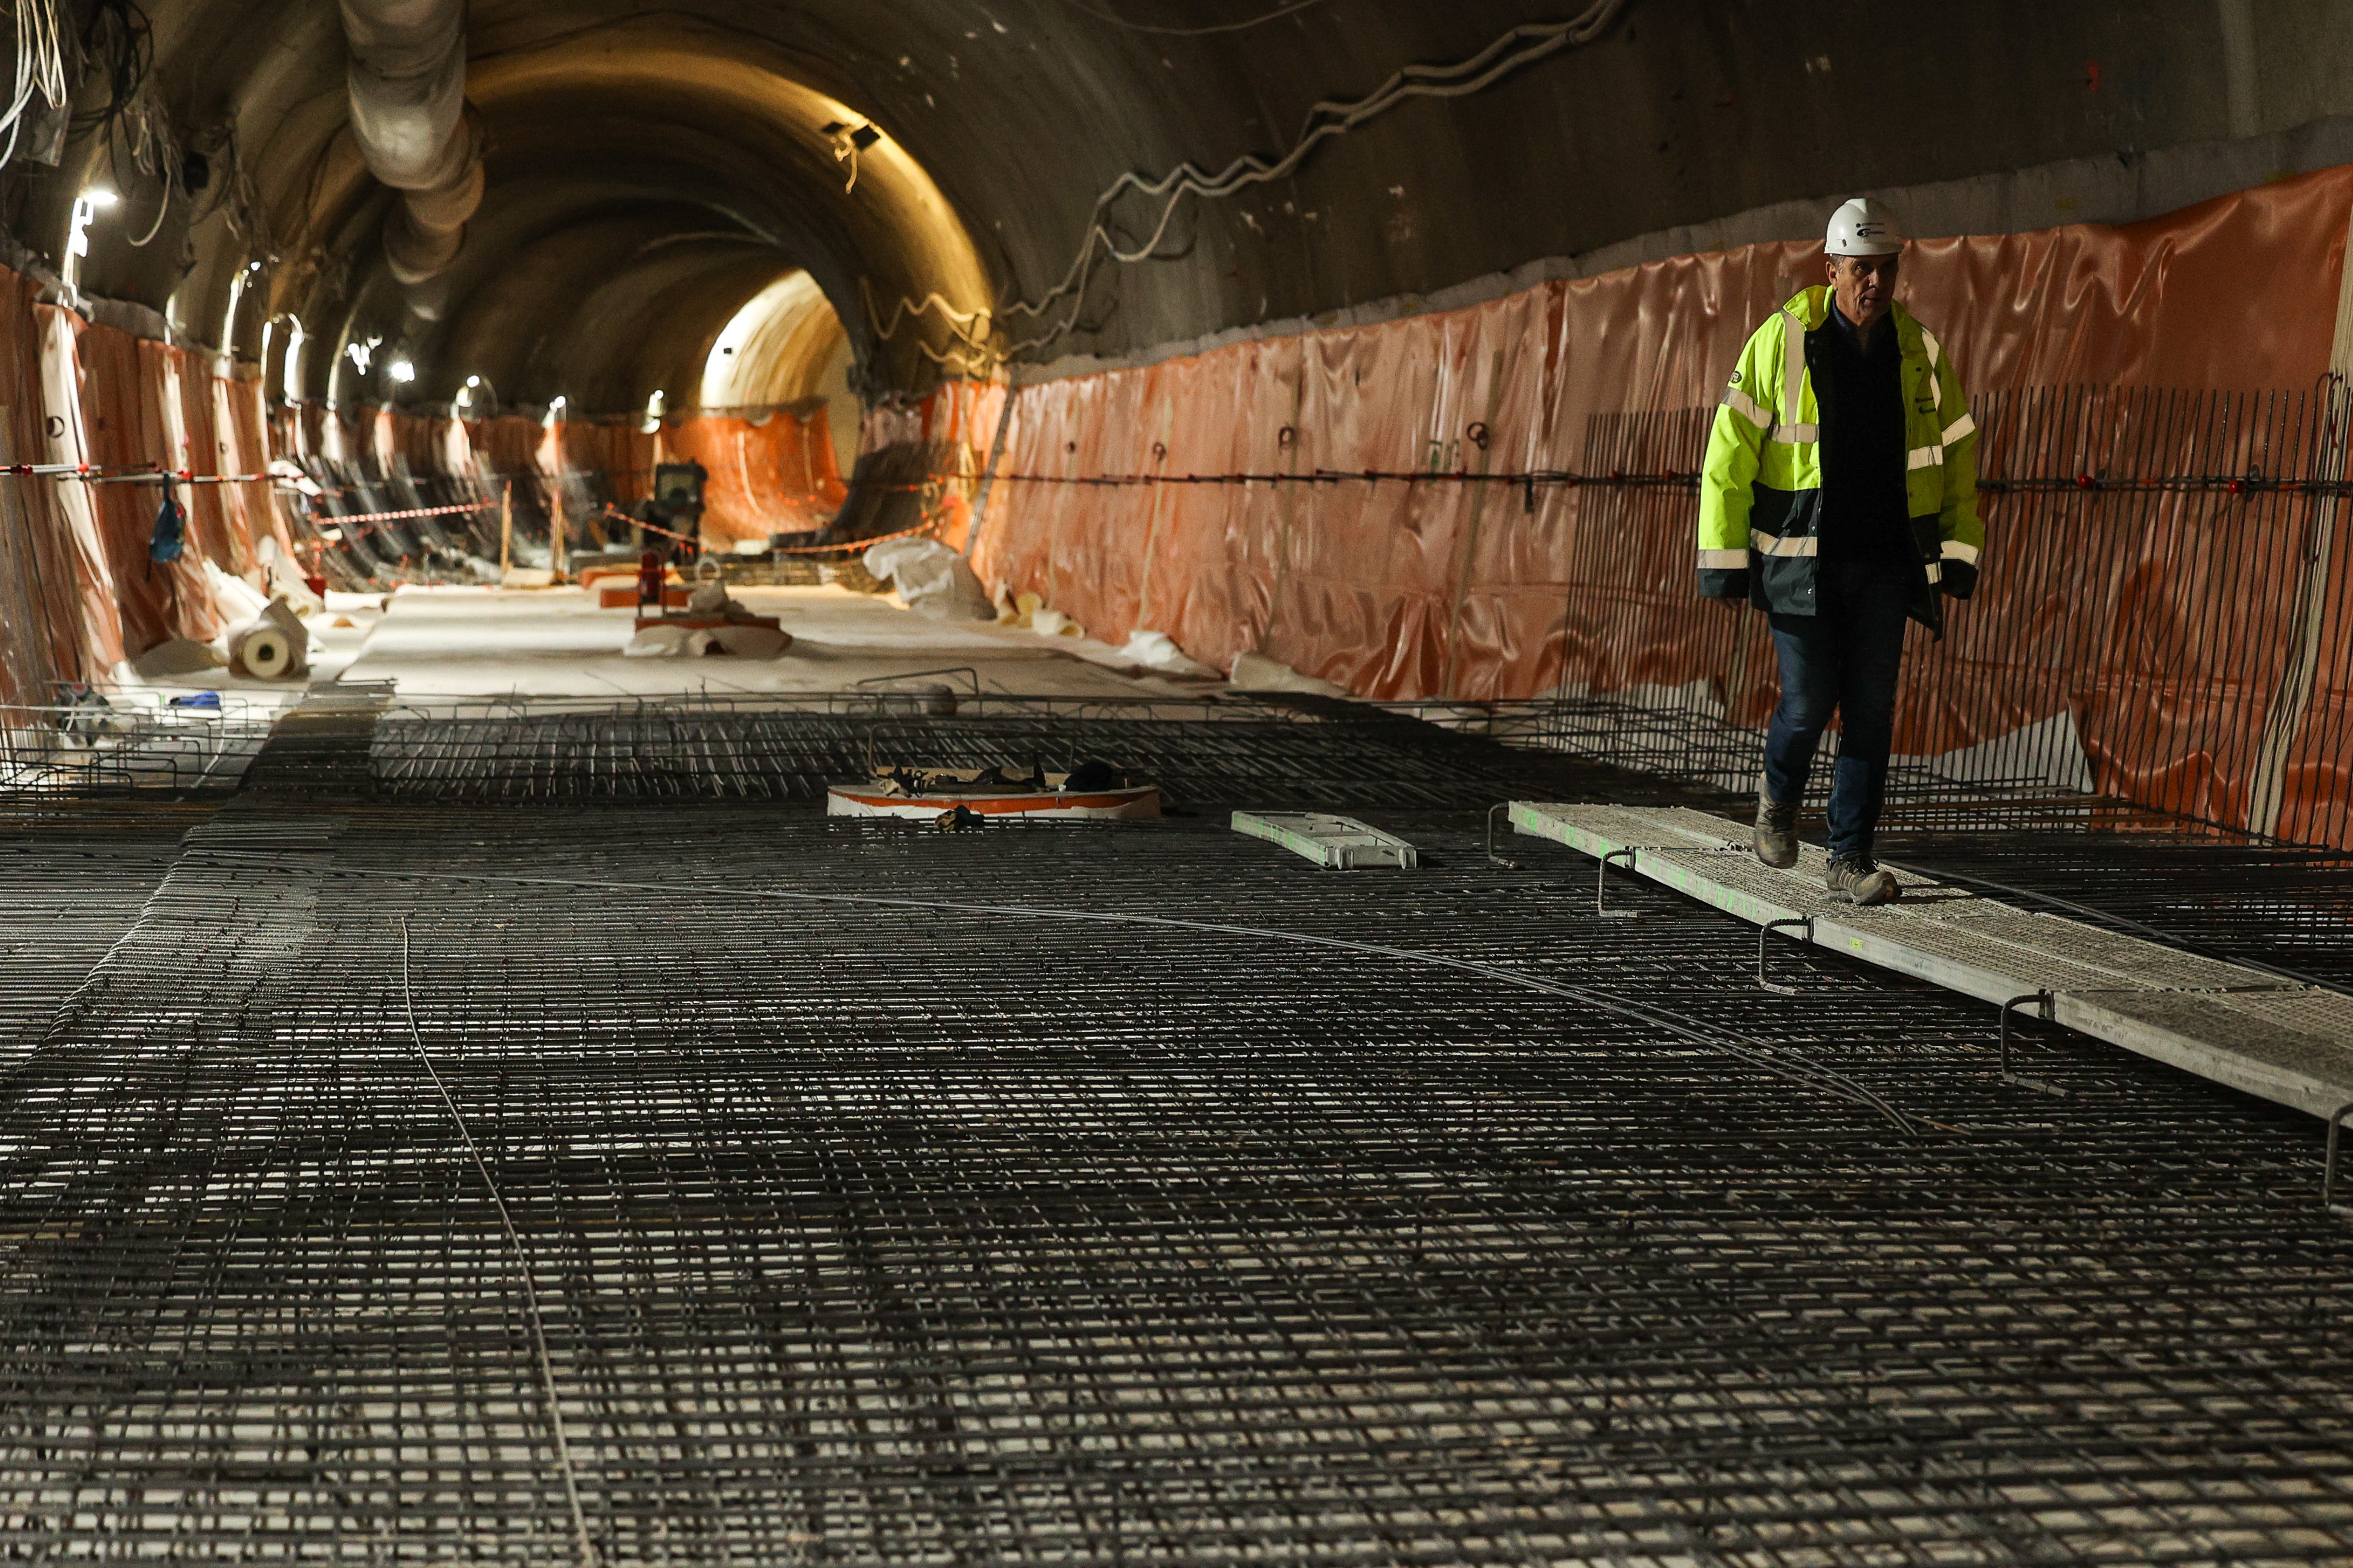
[398,916,602,1568]
[1051,0,1330,36]
[875,1,1629,368]
[0,0,68,169]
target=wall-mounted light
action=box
[465,375,481,388]
[820,121,881,193]
[345,335,383,374]
[386,358,416,383]
[543,394,568,429]
[66,189,119,278]
[284,317,308,402]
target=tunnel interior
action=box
[1,1,2352,1562]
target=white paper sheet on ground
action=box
[1228,649,1352,699]
[623,623,791,658]
[1898,708,2095,795]
[624,625,706,657]
[1119,630,1215,676]
[205,561,272,625]
[864,538,993,622]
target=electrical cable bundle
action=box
[0,0,69,169]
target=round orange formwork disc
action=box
[825,783,1161,820]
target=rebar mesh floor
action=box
[1880,828,2353,993]
[4,796,2350,1564]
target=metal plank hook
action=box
[1595,848,1640,920]
[1757,916,1812,994]
[1998,991,2067,1096]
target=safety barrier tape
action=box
[316,499,499,528]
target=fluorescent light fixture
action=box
[79,188,118,209]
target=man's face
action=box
[1827,252,1899,330]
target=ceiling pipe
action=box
[339,0,483,286]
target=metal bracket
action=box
[2325,1101,2353,1216]
[1998,991,2067,1096]
[1595,849,1640,920]
[1757,916,1812,995]
[1485,802,1518,869]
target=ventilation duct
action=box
[339,0,482,285]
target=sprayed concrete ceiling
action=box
[8,0,2349,418]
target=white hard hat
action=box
[1825,196,1904,256]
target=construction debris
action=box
[827,760,1160,820]
[625,581,793,657]
[863,537,992,620]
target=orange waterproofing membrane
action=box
[0,262,290,690]
[975,166,2353,848]
[286,404,846,554]
[0,268,116,696]
[662,406,849,546]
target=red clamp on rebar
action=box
[2075,474,2096,489]
[2227,478,2246,496]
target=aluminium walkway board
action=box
[1510,800,2353,1119]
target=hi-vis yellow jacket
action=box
[1697,286,1985,633]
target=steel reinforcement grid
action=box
[358,696,1677,813]
[1551,383,2353,852]
[2,796,2351,1563]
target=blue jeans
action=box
[1764,561,1914,863]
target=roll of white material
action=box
[233,624,298,679]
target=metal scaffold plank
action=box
[1511,801,2353,1120]
[1231,811,1418,869]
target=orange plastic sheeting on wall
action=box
[54,314,223,653]
[0,273,119,692]
[975,165,2353,845]
[662,409,848,546]
[215,375,295,573]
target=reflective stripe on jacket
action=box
[1696,286,1986,633]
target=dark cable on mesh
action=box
[265,857,1920,1133]
[398,914,602,1568]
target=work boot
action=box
[1752,773,1799,869]
[1825,856,1901,906]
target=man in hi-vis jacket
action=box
[1695,197,1986,907]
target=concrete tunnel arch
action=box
[270,18,993,421]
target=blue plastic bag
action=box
[150,494,186,563]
